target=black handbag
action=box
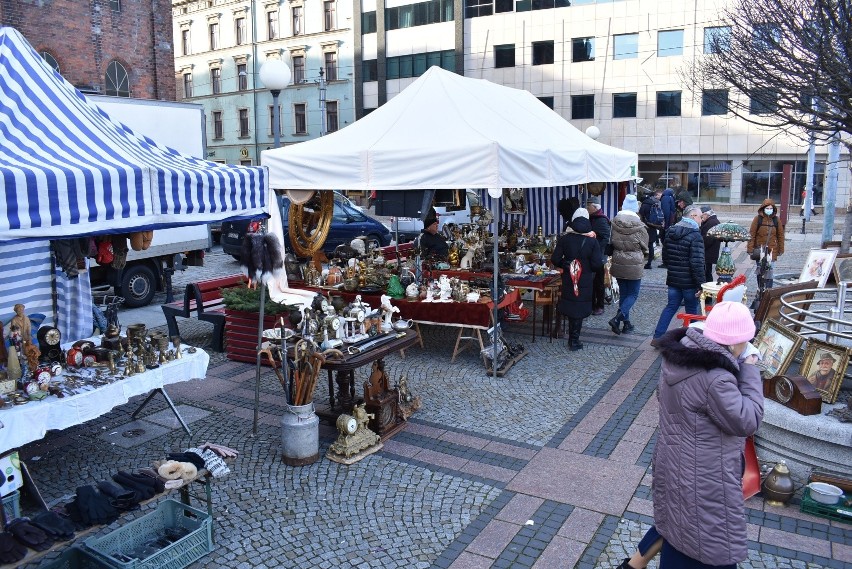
[750,248,761,261]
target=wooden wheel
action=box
[289,190,333,257]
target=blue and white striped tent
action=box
[0,26,269,243]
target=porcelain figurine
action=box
[438,275,452,301]
[460,246,477,269]
[405,282,419,301]
[380,295,400,331]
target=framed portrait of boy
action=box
[798,339,849,404]
[754,320,803,379]
[798,249,838,288]
[502,188,527,215]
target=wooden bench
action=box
[162,274,246,352]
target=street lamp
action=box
[259,58,291,149]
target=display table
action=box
[0,344,209,453]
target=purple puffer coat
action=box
[653,327,763,566]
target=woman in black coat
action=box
[551,208,603,351]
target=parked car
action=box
[390,189,480,243]
[221,191,392,258]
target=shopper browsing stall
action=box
[700,206,721,285]
[585,196,610,316]
[608,194,648,335]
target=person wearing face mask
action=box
[747,199,785,292]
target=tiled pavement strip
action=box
[13,234,852,569]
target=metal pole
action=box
[271,89,281,149]
[492,194,500,381]
[252,259,266,434]
[822,134,841,245]
[318,68,327,137]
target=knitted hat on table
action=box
[703,302,755,345]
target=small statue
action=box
[380,294,400,331]
[396,374,422,421]
[448,244,460,267]
[23,343,40,372]
[405,282,419,301]
[10,304,31,346]
[438,275,452,301]
[460,246,477,269]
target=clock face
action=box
[25,381,40,395]
[329,318,340,331]
[337,414,357,435]
[83,354,97,367]
[38,327,61,346]
[35,368,52,383]
[354,310,365,323]
[774,376,794,404]
[66,348,83,367]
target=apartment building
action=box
[172,0,354,165]
[354,0,848,208]
[1,0,175,100]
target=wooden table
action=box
[317,329,421,439]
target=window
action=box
[324,1,336,31]
[208,22,219,50]
[235,17,246,45]
[40,51,60,73]
[750,89,778,115]
[571,94,594,119]
[181,29,191,55]
[105,60,130,97]
[267,11,278,40]
[387,0,453,30]
[494,44,515,68]
[656,91,681,117]
[362,11,377,34]
[572,37,594,62]
[212,111,223,139]
[516,0,569,10]
[704,26,730,53]
[753,23,781,50]
[211,68,221,94]
[237,63,247,90]
[109,0,120,11]
[240,159,253,166]
[238,108,250,137]
[326,101,339,133]
[363,59,378,81]
[613,33,639,60]
[532,41,554,65]
[292,6,303,36]
[702,89,728,115]
[537,96,554,109]
[466,0,492,17]
[292,55,305,83]
[182,73,193,98]
[612,93,637,118]
[324,52,338,81]
[387,50,454,79]
[268,105,281,135]
[294,103,307,134]
[657,30,683,57]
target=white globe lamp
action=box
[585,125,601,140]
[259,59,292,149]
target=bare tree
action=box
[683,0,851,252]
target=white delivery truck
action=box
[88,96,211,307]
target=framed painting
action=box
[754,319,803,379]
[830,254,852,286]
[502,188,527,215]
[798,339,849,403]
[798,249,839,288]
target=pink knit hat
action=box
[703,301,755,345]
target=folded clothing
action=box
[97,480,140,511]
[7,518,55,551]
[112,470,164,501]
[0,531,28,564]
[66,486,119,527]
[168,450,205,470]
[30,510,75,541]
[141,466,183,490]
[199,449,230,478]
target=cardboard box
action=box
[0,452,22,497]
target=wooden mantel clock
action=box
[763,374,822,416]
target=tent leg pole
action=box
[253,223,268,436]
[492,197,499,381]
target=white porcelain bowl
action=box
[808,482,844,505]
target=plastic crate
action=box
[800,488,852,524]
[39,546,111,569]
[2,490,20,521]
[84,500,213,569]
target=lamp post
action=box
[317,67,327,136]
[259,58,292,149]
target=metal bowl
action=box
[808,482,843,505]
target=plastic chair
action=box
[677,274,747,327]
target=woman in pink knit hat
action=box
[619,301,763,569]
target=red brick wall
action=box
[0,0,176,100]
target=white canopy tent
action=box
[262,66,637,191]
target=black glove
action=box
[30,510,75,541]
[168,451,205,470]
[0,531,28,564]
[7,518,54,551]
[68,486,119,527]
[112,471,160,501]
[97,480,139,510]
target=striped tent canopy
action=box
[0,26,268,243]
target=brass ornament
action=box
[288,190,334,257]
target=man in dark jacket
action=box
[586,196,610,315]
[417,209,448,260]
[639,189,663,269]
[659,188,676,268]
[700,206,721,284]
[651,205,705,343]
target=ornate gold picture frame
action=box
[798,338,849,404]
[754,319,803,379]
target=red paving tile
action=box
[448,551,494,569]
[466,519,521,558]
[439,430,490,449]
[532,535,587,568]
[557,508,605,542]
[556,429,595,452]
[482,440,538,461]
[381,439,421,458]
[626,497,653,518]
[573,403,619,434]
[833,542,852,563]
[609,439,646,464]
[759,527,832,558]
[403,421,447,439]
[495,494,545,525]
[414,448,469,470]
[457,460,516,484]
[507,448,645,516]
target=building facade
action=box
[1,0,176,101]
[172,0,354,165]
[353,0,849,208]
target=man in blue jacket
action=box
[659,188,676,268]
[651,205,705,345]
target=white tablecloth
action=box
[0,345,209,454]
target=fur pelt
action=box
[657,327,739,375]
[240,232,286,284]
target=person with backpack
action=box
[551,208,603,351]
[659,188,676,268]
[639,188,664,269]
[700,206,721,284]
[747,198,785,292]
[586,196,611,315]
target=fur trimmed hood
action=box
[658,328,739,385]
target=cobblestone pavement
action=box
[12,226,852,569]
